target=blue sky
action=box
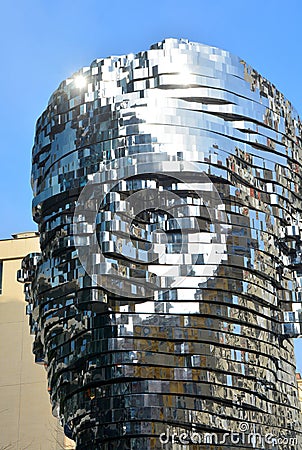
[2,0,302,239]
[1,0,302,367]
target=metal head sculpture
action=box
[19,39,302,449]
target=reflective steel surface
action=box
[19,38,302,449]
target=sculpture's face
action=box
[21,39,302,448]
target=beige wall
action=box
[0,232,74,450]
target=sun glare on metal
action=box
[74,75,86,89]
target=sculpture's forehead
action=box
[32,38,301,212]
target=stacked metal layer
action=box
[20,39,302,449]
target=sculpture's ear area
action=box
[17,252,41,337]
[279,222,302,337]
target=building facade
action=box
[20,39,302,449]
[296,373,302,412]
[0,232,69,450]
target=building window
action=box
[0,261,2,294]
